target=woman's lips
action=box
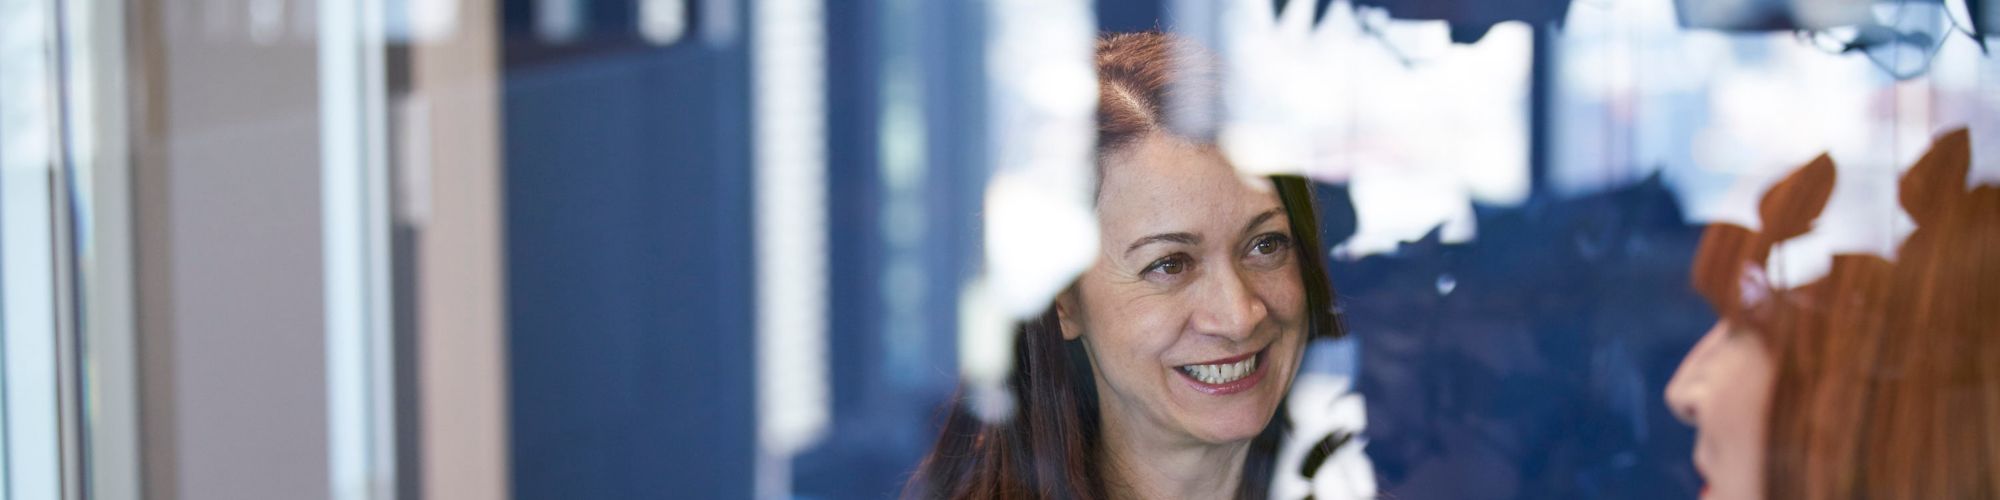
[1174,349,1269,396]
[1186,350,1258,366]
[1693,451,1710,498]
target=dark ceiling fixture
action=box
[1676,0,1985,79]
[1273,0,1574,43]
[1968,0,1994,50]
[1674,0,1873,31]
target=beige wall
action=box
[408,0,510,498]
[134,1,331,499]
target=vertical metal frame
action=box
[64,0,142,498]
[0,0,85,497]
[321,0,399,498]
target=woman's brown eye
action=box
[1251,233,1292,256]
[1147,256,1187,276]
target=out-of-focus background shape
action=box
[0,0,1992,499]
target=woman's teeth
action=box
[1179,355,1257,385]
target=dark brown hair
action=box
[904,32,1344,499]
[1690,129,1999,500]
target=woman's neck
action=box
[1096,410,1253,500]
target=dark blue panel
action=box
[790,1,903,497]
[1321,177,1706,500]
[504,39,757,500]
[821,0,885,425]
[1098,0,1166,33]
[919,0,988,375]
[791,1,988,498]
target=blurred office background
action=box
[1,0,1994,499]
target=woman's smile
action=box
[1173,348,1268,395]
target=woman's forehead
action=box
[1097,136,1283,235]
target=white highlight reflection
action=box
[1222,0,1531,258]
[967,0,1100,418]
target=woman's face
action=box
[1059,134,1308,446]
[1664,320,1776,500]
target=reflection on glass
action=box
[638,0,687,45]
[1218,0,1532,257]
[534,0,582,43]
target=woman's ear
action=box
[1900,128,1971,226]
[1692,223,1759,316]
[1758,153,1837,243]
[1055,288,1085,341]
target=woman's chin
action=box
[1182,418,1270,445]
[1174,402,1282,444]
[1168,370,1291,443]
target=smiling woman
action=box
[903,32,1345,500]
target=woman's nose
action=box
[1664,324,1723,425]
[1191,265,1268,340]
[1664,367,1700,425]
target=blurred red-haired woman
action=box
[1667,129,2000,500]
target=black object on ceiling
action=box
[1274,0,1574,43]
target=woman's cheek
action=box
[1102,296,1183,361]
[1259,267,1307,325]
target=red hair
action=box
[1690,128,2000,500]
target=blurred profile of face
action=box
[1057,133,1307,446]
[1664,320,1775,500]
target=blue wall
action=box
[791,0,989,498]
[502,3,758,497]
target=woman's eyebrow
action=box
[1239,208,1283,236]
[1122,208,1284,257]
[1124,232,1200,257]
